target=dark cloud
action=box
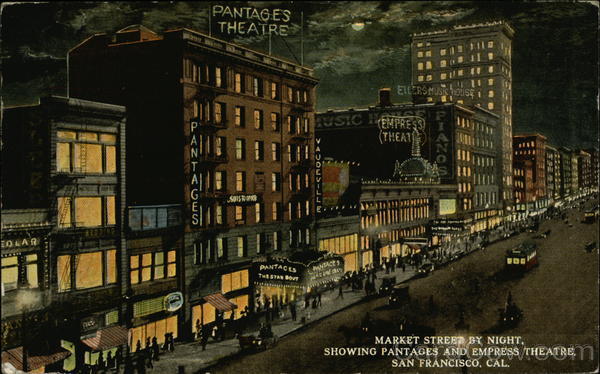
[0,1,597,149]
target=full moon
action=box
[351,22,365,31]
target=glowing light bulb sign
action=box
[377,115,426,145]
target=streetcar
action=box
[582,208,598,224]
[505,241,538,272]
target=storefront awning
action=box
[2,346,70,372]
[203,293,237,312]
[407,243,424,252]
[82,325,128,351]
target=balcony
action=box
[197,153,228,164]
[290,159,312,170]
[190,119,228,132]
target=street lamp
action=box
[18,289,40,373]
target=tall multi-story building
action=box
[545,144,561,201]
[69,25,318,340]
[513,134,547,208]
[411,21,515,208]
[576,150,592,192]
[513,159,533,211]
[2,96,127,372]
[571,152,579,195]
[315,91,502,237]
[584,148,599,190]
[559,147,573,198]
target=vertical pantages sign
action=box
[315,137,323,214]
[190,120,201,227]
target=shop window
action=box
[130,316,178,352]
[229,294,249,319]
[222,269,250,293]
[1,256,19,291]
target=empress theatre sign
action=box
[377,115,425,144]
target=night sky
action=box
[1,1,597,149]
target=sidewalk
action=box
[147,264,422,374]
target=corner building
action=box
[411,21,515,209]
[69,26,318,340]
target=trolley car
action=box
[505,242,538,272]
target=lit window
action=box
[417,62,424,71]
[214,102,224,124]
[426,61,432,69]
[425,50,432,57]
[417,51,423,58]
[235,138,245,160]
[440,48,447,56]
[426,75,432,81]
[488,52,494,60]
[271,142,281,161]
[271,82,279,100]
[254,140,264,161]
[254,109,263,129]
[75,197,102,227]
[215,67,223,87]
[488,102,494,110]
[234,106,245,127]
[106,196,116,225]
[234,73,243,93]
[272,172,281,191]
[488,65,494,73]
[417,75,424,82]
[458,69,464,76]
[76,251,103,289]
[488,78,494,86]
[488,90,495,98]
[270,112,280,131]
[488,41,494,48]
[457,56,463,63]
[237,237,247,257]
[236,171,245,192]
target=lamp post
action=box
[19,289,39,373]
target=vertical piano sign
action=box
[190,120,201,227]
[315,137,323,214]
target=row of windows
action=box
[194,234,282,265]
[130,251,177,285]
[458,183,473,193]
[56,130,117,174]
[457,148,472,162]
[193,101,310,135]
[57,196,116,228]
[416,40,495,53]
[57,249,117,292]
[462,197,473,211]
[457,166,472,177]
[194,200,311,228]
[319,234,359,255]
[361,200,430,229]
[475,191,498,207]
[183,59,310,104]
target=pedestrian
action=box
[151,337,160,361]
[317,291,322,307]
[167,332,175,352]
[311,297,317,309]
[135,340,142,354]
[106,351,115,369]
[195,319,202,340]
[200,327,208,351]
[402,263,406,272]
[290,302,297,321]
[337,283,344,299]
[136,353,146,374]
[304,293,310,309]
[145,344,154,368]
[97,351,105,370]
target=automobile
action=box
[417,263,435,277]
[585,241,596,253]
[533,230,551,239]
[378,275,397,295]
[389,284,410,307]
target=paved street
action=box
[204,199,598,374]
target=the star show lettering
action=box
[190,121,200,227]
[315,138,323,214]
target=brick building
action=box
[68,25,318,339]
[513,134,547,209]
